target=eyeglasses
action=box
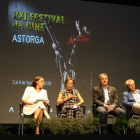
[128,84,135,87]
[67,83,73,85]
[100,78,108,80]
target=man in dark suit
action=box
[123,79,140,117]
[93,73,125,133]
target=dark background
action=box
[0,0,140,123]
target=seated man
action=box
[123,79,140,117]
[93,73,125,133]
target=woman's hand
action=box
[57,92,73,105]
[22,99,35,105]
[74,104,79,106]
[44,102,49,106]
[29,102,35,105]
[67,94,73,100]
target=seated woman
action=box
[57,77,84,118]
[22,76,50,134]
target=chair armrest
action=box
[118,105,121,108]
[56,104,62,117]
[80,105,86,116]
[46,104,50,114]
[19,102,23,115]
[19,103,23,107]
[125,105,132,119]
[92,103,97,117]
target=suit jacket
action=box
[123,89,140,107]
[93,85,119,106]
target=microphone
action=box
[69,90,73,102]
[71,90,73,95]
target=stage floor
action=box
[0,134,140,140]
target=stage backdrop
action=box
[0,0,140,123]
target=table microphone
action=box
[71,90,73,95]
[70,90,73,102]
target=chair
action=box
[92,103,122,133]
[125,105,140,120]
[125,106,132,120]
[124,105,140,132]
[56,104,86,118]
[18,103,50,134]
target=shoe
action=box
[102,128,108,134]
[102,126,108,134]
[114,130,120,134]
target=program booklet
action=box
[108,105,114,113]
[34,99,48,103]
[65,105,80,109]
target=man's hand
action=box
[109,105,116,112]
[136,101,140,104]
[104,105,110,110]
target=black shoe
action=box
[114,130,120,134]
[102,128,108,134]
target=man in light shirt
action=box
[123,79,140,116]
[93,73,125,133]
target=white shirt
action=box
[22,86,49,103]
[131,90,140,102]
[102,85,110,105]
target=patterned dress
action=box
[61,89,81,118]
